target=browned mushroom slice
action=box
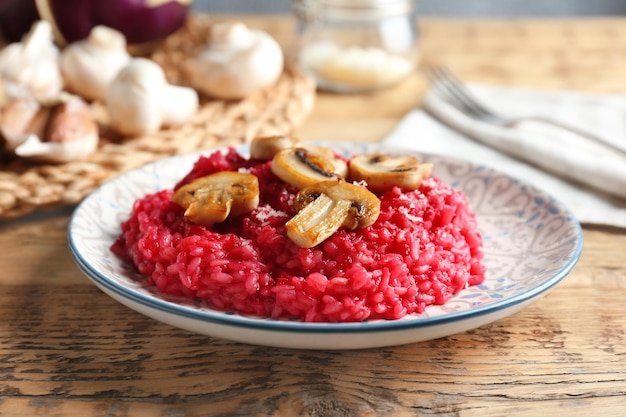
[286,180,380,248]
[172,171,260,226]
[271,147,345,189]
[249,135,301,160]
[349,153,433,192]
[306,144,348,178]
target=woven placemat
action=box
[0,15,316,219]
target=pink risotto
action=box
[111,148,486,322]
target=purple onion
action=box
[0,0,40,41]
[0,0,190,44]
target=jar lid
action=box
[294,0,413,21]
[326,0,412,17]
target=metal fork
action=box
[425,66,626,157]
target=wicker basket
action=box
[0,15,316,219]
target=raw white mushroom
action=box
[106,57,199,137]
[59,25,131,101]
[0,20,63,102]
[185,22,284,100]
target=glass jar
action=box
[292,0,419,93]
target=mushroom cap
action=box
[172,171,260,226]
[60,25,131,101]
[250,135,301,160]
[349,153,433,192]
[105,57,167,136]
[271,147,343,189]
[185,23,284,100]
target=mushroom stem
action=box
[106,58,198,136]
[286,180,381,248]
[160,85,200,125]
[287,194,352,249]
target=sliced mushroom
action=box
[286,180,380,248]
[307,144,349,178]
[250,135,300,160]
[172,171,260,227]
[349,153,433,192]
[271,147,345,189]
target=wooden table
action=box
[2,15,626,417]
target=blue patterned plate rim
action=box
[67,143,584,335]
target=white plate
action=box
[68,142,583,350]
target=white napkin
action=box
[384,84,626,228]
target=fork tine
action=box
[436,68,493,116]
[426,67,495,120]
[424,67,479,117]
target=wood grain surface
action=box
[1,15,626,417]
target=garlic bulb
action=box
[0,93,98,163]
[0,20,63,102]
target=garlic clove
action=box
[13,94,98,163]
[0,79,7,108]
[45,95,98,144]
[14,130,98,163]
[0,95,49,149]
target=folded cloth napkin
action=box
[383,84,626,228]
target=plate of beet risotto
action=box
[68,139,583,349]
